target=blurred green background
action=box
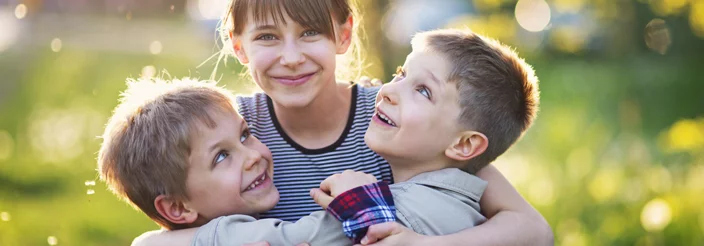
[1,0,703,245]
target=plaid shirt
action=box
[326,181,397,244]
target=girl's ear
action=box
[336,15,354,54]
[154,195,199,226]
[230,32,249,64]
[445,131,488,162]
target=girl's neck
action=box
[272,82,353,149]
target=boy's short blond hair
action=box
[98,78,238,230]
[412,29,540,173]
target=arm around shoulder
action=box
[131,228,198,246]
[356,166,552,246]
[461,164,553,245]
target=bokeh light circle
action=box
[515,0,551,32]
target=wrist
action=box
[417,235,436,245]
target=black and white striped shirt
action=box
[236,85,393,221]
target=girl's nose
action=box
[280,42,306,67]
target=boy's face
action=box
[184,109,278,220]
[365,48,463,167]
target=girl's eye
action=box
[392,66,406,82]
[214,151,229,165]
[256,34,277,41]
[417,86,432,99]
[240,128,250,143]
[303,30,320,37]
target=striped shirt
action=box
[236,85,393,221]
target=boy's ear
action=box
[336,15,354,54]
[154,195,199,226]
[230,32,249,64]
[445,131,488,162]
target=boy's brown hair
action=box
[413,29,540,173]
[98,78,238,230]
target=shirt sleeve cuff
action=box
[326,181,396,243]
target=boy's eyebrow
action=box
[424,69,442,87]
[206,118,245,153]
[239,119,247,131]
[249,24,277,33]
[207,139,224,154]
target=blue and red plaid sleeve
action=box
[326,181,396,244]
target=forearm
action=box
[192,213,351,246]
[327,181,396,243]
[131,228,197,246]
[463,164,553,245]
[423,210,553,246]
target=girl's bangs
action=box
[232,0,345,38]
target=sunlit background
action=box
[0,0,703,245]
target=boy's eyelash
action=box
[213,150,229,167]
[417,85,432,100]
[393,66,406,78]
[241,128,250,140]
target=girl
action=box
[136,0,551,245]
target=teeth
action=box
[378,113,396,126]
[246,175,267,191]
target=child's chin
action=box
[263,189,280,210]
[364,134,387,153]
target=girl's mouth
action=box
[273,72,316,86]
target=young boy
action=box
[124,28,540,245]
[98,78,283,230]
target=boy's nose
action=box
[242,147,262,171]
[379,85,399,105]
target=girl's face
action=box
[232,11,353,108]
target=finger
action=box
[371,78,382,86]
[319,175,335,193]
[362,222,400,245]
[310,188,335,209]
[367,174,378,182]
[242,242,270,246]
[361,235,377,245]
[295,244,309,246]
[359,76,371,83]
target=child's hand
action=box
[322,170,378,197]
[358,76,383,88]
[310,170,378,209]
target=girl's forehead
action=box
[231,0,343,37]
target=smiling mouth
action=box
[275,72,315,80]
[272,72,316,85]
[375,109,397,127]
[243,172,268,192]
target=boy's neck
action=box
[272,82,352,148]
[386,157,456,182]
